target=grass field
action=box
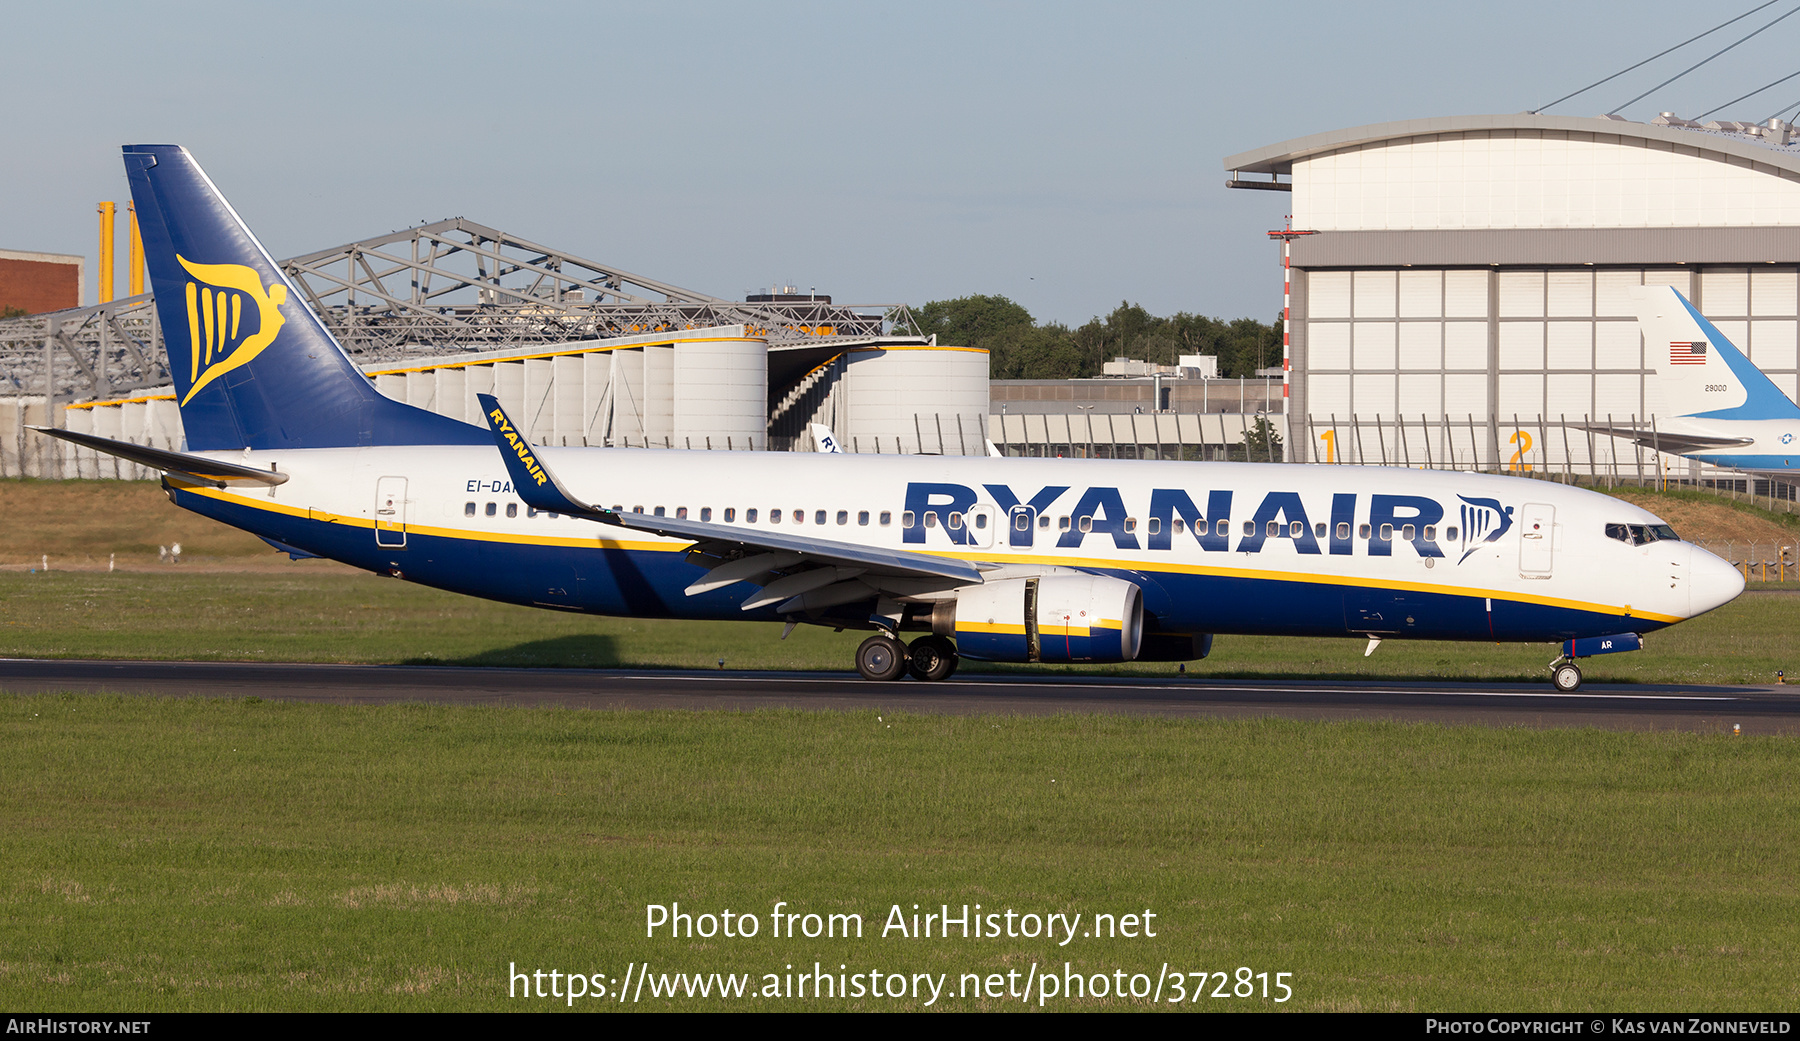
[1,569,1793,685]
[1,695,1796,1012]
[3,479,1797,1012]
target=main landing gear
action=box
[855,634,960,682]
[1551,660,1583,692]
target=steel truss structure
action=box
[1,218,918,403]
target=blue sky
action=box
[5,1,1796,325]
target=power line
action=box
[1611,4,1800,115]
[1763,97,1800,123]
[1533,0,1781,113]
[1699,68,1800,119]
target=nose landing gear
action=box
[1547,632,1643,692]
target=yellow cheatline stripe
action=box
[174,484,1677,624]
[172,484,672,553]
[364,335,761,376]
[926,547,1683,624]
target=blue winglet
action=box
[475,393,613,520]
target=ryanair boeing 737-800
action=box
[39,146,1746,691]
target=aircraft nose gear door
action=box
[375,477,408,548]
[1518,502,1554,577]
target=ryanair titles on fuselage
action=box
[904,482,1515,562]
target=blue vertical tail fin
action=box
[124,144,488,450]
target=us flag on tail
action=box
[1669,341,1709,365]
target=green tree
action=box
[911,295,1282,381]
[1238,415,1284,462]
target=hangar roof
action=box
[1224,112,1800,182]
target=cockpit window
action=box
[1606,522,1681,546]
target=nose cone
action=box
[1689,543,1746,618]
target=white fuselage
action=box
[166,446,1743,642]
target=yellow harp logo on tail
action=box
[176,255,289,406]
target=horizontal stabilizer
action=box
[1569,422,1755,454]
[33,427,288,487]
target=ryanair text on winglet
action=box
[487,407,550,487]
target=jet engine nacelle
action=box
[941,575,1144,663]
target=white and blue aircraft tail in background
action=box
[1603,285,1800,483]
[38,146,1746,691]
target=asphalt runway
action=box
[4,658,1799,733]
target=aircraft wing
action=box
[33,427,290,487]
[474,395,985,611]
[1569,422,1754,454]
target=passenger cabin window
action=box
[1266,520,1279,537]
[746,508,758,523]
[1423,525,1435,541]
[1059,517,1071,531]
[837,510,848,525]
[816,510,827,525]
[1314,522,1327,538]
[1446,526,1458,541]
[464,502,476,517]
[1014,513,1031,531]
[1124,517,1137,533]
[901,511,914,528]
[506,503,518,518]
[974,513,987,529]
[858,511,870,525]
[723,507,734,522]
[1215,519,1229,537]
[1359,523,1371,539]
[486,502,497,517]
[1170,518,1182,534]
[1148,518,1162,535]
[1379,523,1394,541]
[654,506,665,517]
[1401,524,1415,541]
[1039,515,1051,528]
[1243,521,1255,537]
[924,512,938,528]
[1291,521,1305,538]
[880,511,892,526]
[697,507,708,521]
[793,509,804,524]
[771,509,782,523]
[948,512,963,530]
[1078,516,1093,533]
[1336,522,1351,539]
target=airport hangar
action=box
[1,219,1286,477]
[0,219,992,479]
[1226,111,1800,491]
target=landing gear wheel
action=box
[907,635,960,682]
[1552,662,1582,692]
[855,634,907,681]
